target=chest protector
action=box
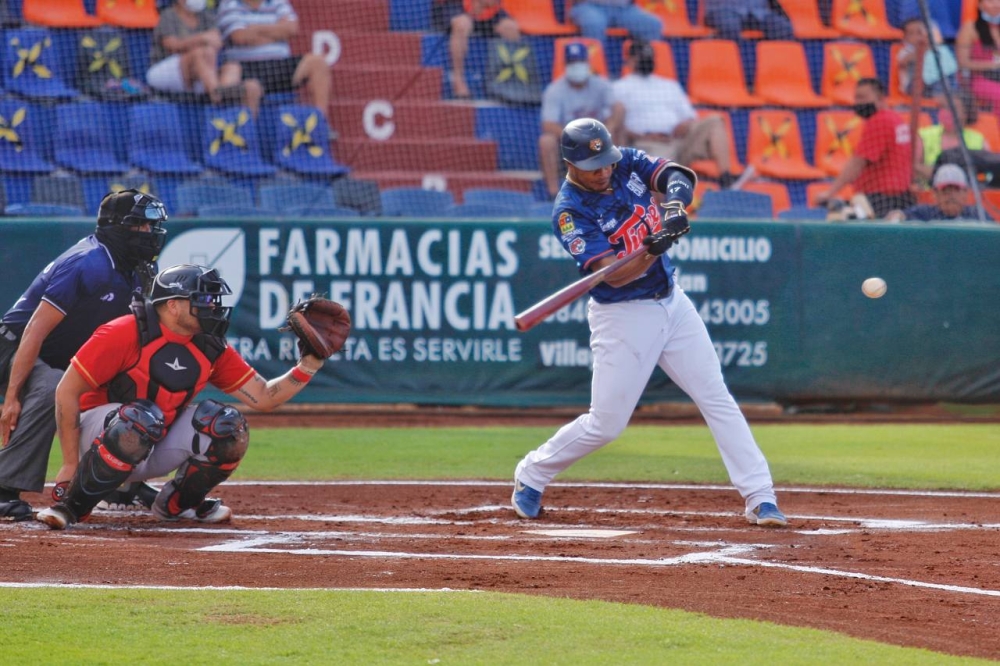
[107,300,226,426]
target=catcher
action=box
[36,264,350,529]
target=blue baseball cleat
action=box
[746,502,787,527]
[511,479,543,519]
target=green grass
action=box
[3,589,991,665]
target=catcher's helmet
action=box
[560,118,622,170]
[150,264,233,337]
[95,189,167,264]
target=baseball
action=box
[862,277,887,299]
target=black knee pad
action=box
[100,399,166,466]
[191,399,248,465]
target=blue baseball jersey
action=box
[552,147,674,304]
[1,235,145,370]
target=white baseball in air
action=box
[862,277,887,299]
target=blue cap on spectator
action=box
[565,42,589,62]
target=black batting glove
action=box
[642,229,674,256]
[660,201,690,238]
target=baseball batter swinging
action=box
[511,118,787,527]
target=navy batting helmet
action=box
[560,118,622,170]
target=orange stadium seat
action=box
[742,180,792,216]
[503,0,576,35]
[755,41,831,108]
[815,110,864,177]
[688,39,762,107]
[775,0,842,38]
[822,41,877,105]
[636,0,713,37]
[96,0,158,29]
[22,0,102,27]
[969,112,1000,150]
[807,180,854,206]
[981,189,1000,221]
[689,108,744,179]
[747,109,826,180]
[962,0,978,25]
[689,180,720,218]
[620,39,676,78]
[832,0,903,40]
[552,37,607,80]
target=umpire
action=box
[0,190,167,520]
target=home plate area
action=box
[4,480,1000,659]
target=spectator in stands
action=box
[704,0,793,42]
[216,0,331,118]
[613,41,737,189]
[539,42,622,198]
[570,0,662,44]
[147,0,262,116]
[815,78,915,218]
[956,0,1000,113]
[916,94,989,182]
[885,164,990,222]
[896,17,958,99]
[434,0,520,99]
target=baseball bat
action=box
[514,247,651,332]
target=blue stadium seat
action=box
[2,28,78,100]
[286,205,361,218]
[203,106,276,177]
[462,188,536,211]
[31,174,86,210]
[778,206,829,221]
[196,204,274,218]
[5,202,85,217]
[259,182,335,212]
[127,103,202,175]
[698,190,774,220]
[0,99,53,173]
[445,202,519,218]
[380,187,455,217]
[272,104,349,177]
[175,179,250,216]
[54,102,129,174]
[528,201,555,218]
[333,177,382,216]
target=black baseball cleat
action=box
[0,498,32,522]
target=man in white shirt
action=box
[613,40,736,188]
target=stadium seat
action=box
[741,180,792,216]
[175,180,249,216]
[755,41,831,108]
[272,104,349,177]
[381,187,455,217]
[76,28,149,101]
[31,174,86,210]
[815,110,864,177]
[96,0,159,29]
[2,28,79,100]
[5,202,85,216]
[697,190,773,219]
[502,0,576,35]
[969,112,1000,150]
[444,202,519,218]
[688,108,744,179]
[822,41,877,106]
[196,203,273,218]
[107,173,157,197]
[462,187,535,210]
[832,0,902,40]
[128,103,202,175]
[689,180,720,218]
[778,205,829,221]
[22,0,101,27]
[528,200,554,218]
[636,0,713,37]
[54,103,129,174]
[747,109,826,180]
[0,100,54,173]
[687,40,762,107]
[774,0,842,38]
[334,177,382,216]
[962,0,977,25]
[552,38,607,81]
[286,204,360,218]
[203,106,276,177]
[259,182,335,212]
[621,39,676,79]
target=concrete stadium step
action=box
[328,101,475,140]
[293,0,389,33]
[330,66,442,101]
[352,171,537,200]
[291,31,422,68]
[333,139,497,171]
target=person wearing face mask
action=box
[956,0,1000,113]
[146,0,262,116]
[0,190,166,522]
[815,78,915,218]
[539,42,622,199]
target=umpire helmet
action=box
[150,264,233,337]
[561,118,622,170]
[95,189,167,264]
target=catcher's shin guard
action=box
[154,400,248,518]
[57,400,165,523]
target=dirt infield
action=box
[4,481,1000,660]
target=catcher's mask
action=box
[150,264,233,337]
[95,189,168,264]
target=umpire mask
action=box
[96,190,168,269]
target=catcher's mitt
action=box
[283,295,352,359]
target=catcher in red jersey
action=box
[37,264,350,529]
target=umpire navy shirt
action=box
[1,235,143,370]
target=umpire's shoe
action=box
[511,478,543,519]
[0,498,32,522]
[745,502,787,527]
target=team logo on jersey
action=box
[165,357,188,371]
[100,293,115,302]
[558,212,575,235]
[626,172,646,197]
[568,237,586,255]
[589,138,602,152]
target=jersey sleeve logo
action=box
[558,211,575,235]
[568,237,586,255]
[626,172,646,197]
